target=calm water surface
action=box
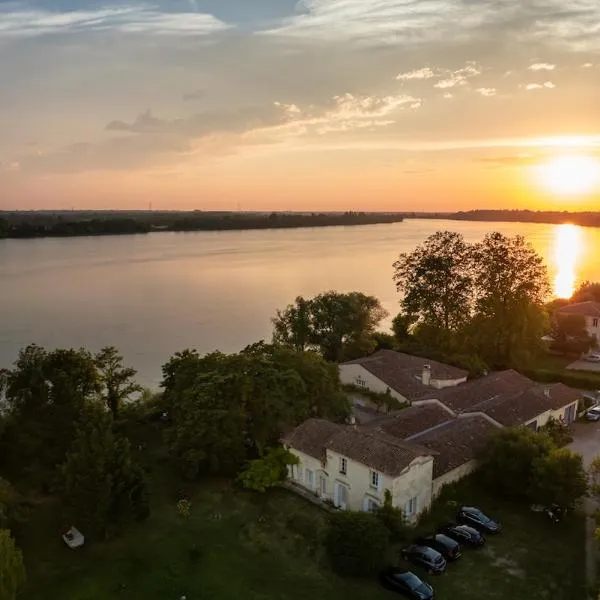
[2,219,599,387]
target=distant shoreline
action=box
[0,211,404,240]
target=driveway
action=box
[569,422,600,597]
[567,360,600,373]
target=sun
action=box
[535,154,600,195]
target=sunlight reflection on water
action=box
[553,224,581,298]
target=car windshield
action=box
[422,547,439,560]
[436,534,454,545]
[459,525,478,535]
[467,508,488,521]
[398,573,422,590]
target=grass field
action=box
[18,469,586,600]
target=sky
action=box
[1,0,600,211]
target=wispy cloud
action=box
[0,4,231,37]
[433,63,481,88]
[528,62,555,71]
[476,87,497,97]
[182,90,205,102]
[395,67,435,81]
[524,81,556,90]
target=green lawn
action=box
[18,473,586,600]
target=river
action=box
[2,219,600,387]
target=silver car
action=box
[586,406,600,421]
[585,353,600,363]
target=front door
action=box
[565,404,576,424]
[335,483,348,510]
[319,475,327,498]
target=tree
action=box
[0,345,100,486]
[0,529,25,600]
[0,478,16,530]
[550,314,593,355]
[95,347,142,419]
[477,427,554,500]
[163,345,350,478]
[272,291,388,362]
[59,406,149,537]
[325,511,390,577]
[470,233,550,368]
[238,446,299,492]
[571,281,600,304]
[393,231,473,341]
[530,448,588,508]
[391,312,415,342]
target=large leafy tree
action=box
[0,529,25,600]
[272,291,388,362]
[393,231,473,346]
[571,280,600,303]
[477,427,555,500]
[59,406,149,537]
[95,346,142,419]
[0,345,100,486]
[531,448,588,508]
[163,344,350,478]
[549,314,593,355]
[470,233,550,367]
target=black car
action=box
[457,506,502,534]
[439,523,485,547]
[401,544,447,574]
[379,567,434,599]
[415,533,462,560]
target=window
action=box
[355,376,366,388]
[593,318,599,328]
[370,470,380,489]
[339,457,347,475]
[305,469,314,490]
[405,496,418,516]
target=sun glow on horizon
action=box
[553,223,582,298]
[535,154,600,196]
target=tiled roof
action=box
[557,301,600,317]
[343,350,468,399]
[420,369,533,413]
[408,416,498,478]
[282,418,434,478]
[326,428,434,478]
[281,419,344,460]
[362,404,454,439]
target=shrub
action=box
[520,367,600,391]
[325,511,390,577]
[375,490,408,542]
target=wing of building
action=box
[282,351,581,521]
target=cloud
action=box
[582,62,594,68]
[396,67,435,80]
[433,63,481,88]
[183,90,205,101]
[0,4,231,37]
[528,62,555,71]
[524,81,556,90]
[17,90,422,174]
[476,87,497,97]
[475,154,538,166]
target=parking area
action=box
[569,421,600,467]
[567,360,600,372]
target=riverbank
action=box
[0,211,403,239]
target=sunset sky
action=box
[1,0,599,211]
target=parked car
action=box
[415,533,462,560]
[401,544,447,574]
[438,523,485,547]
[585,353,600,362]
[378,567,434,599]
[586,406,600,421]
[457,506,502,533]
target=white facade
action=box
[584,316,600,343]
[339,363,466,404]
[524,400,579,430]
[432,460,478,498]
[340,364,409,403]
[286,445,434,520]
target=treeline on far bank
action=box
[0,211,404,239]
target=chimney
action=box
[422,364,432,387]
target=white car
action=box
[586,406,600,422]
[585,353,600,362]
